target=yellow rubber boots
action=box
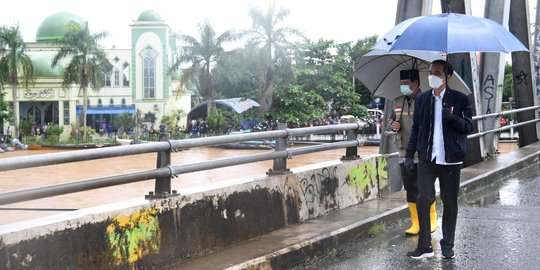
[430,201,438,233]
[405,202,420,235]
[405,202,438,235]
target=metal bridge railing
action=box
[468,105,540,139]
[0,121,368,206]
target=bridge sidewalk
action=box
[171,141,540,270]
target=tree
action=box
[503,62,514,101]
[170,21,236,116]
[245,3,303,114]
[0,24,35,136]
[51,21,112,142]
[350,36,378,106]
[113,112,133,137]
[0,90,12,127]
[211,45,265,100]
[292,38,368,118]
[267,84,327,127]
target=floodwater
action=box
[0,142,518,225]
[0,145,381,225]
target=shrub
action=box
[69,126,96,143]
[206,109,226,134]
[45,123,64,136]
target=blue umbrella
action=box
[373,13,528,54]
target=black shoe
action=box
[407,247,434,259]
[442,248,455,259]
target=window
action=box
[122,62,130,86]
[114,69,120,87]
[87,99,91,106]
[63,101,69,125]
[104,74,111,87]
[140,45,157,98]
[97,98,102,107]
[121,98,126,107]
[109,98,114,106]
[101,63,111,87]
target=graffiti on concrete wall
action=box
[106,208,161,265]
[300,173,318,204]
[300,167,339,213]
[482,74,495,114]
[376,156,388,189]
[515,70,528,86]
[347,156,388,192]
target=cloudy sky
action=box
[0,0,524,49]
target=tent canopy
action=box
[187,98,259,119]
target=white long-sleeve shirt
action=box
[431,89,462,165]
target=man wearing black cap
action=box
[388,69,437,236]
[406,60,473,260]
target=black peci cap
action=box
[399,69,420,81]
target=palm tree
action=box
[169,21,236,116]
[0,25,35,137]
[245,4,303,114]
[51,21,112,142]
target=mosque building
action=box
[1,9,191,136]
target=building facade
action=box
[1,10,190,136]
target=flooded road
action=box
[0,145,381,225]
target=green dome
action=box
[32,53,64,77]
[36,12,85,42]
[137,10,162,21]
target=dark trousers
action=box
[416,160,461,249]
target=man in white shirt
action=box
[405,60,473,260]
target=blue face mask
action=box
[400,85,413,96]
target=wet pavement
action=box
[163,142,525,270]
[288,156,540,270]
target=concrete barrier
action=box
[0,155,390,269]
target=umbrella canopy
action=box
[355,49,471,100]
[372,13,528,54]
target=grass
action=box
[366,223,385,237]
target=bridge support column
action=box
[480,0,510,157]
[510,0,539,146]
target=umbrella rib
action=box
[354,54,392,72]
[372,60,410,95]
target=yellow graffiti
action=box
[348,159,378,191]
[107,208,161,264]
[348,163,364,189]
[377,156,388,189]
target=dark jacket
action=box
[406,88,473,163]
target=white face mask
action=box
[400,85,413,96]
[428,75,444,89]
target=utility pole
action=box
[442,0,484,167]
[480,0,510,157]
[381,0,432,192]
[509,0,539,146]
